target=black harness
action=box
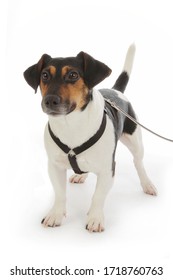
[48,100,118,175]
[48,110,107,175]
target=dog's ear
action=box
[23,54,52,93]
[77,51,112,89]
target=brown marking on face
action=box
[60,78,89,110]
[61,66,71,77]
[49,65,56,76]
[40,80,48,97]
[40,66,56,96]
[60,66,90,110]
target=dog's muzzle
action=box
[41,95,76,116]
[41,95,61,115]
[44,95,61,109]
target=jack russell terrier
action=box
[24,44,157,232]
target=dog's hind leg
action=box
[69,173,88,184]
[120,126,157,195]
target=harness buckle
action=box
[68,149,76,157]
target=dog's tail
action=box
[112,44,136,93]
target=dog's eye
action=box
[67,71,79,81]
[41,71,50,81]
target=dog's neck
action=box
[48,89,104,148]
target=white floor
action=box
[2,1,173,279]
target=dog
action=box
[24,44,157,232]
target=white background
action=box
[1,0,173,279]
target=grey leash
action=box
[105,99,173,143]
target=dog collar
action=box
[48,112,107,175]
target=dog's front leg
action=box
[86,171,113,232]
[42,161,66,227]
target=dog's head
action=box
[24,52,112,116]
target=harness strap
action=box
[48,126,70,154]
[48,112,107,174]
[68,154,84,175]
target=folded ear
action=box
[77,52,112,89]
[23,54,52,93]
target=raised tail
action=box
[112,44,136,93]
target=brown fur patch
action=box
[60,78,89,110]
[61,66,71,77]
[40,66,56,96]
[60,66,89,110]
[49,66,56,76]
[40,80,48,97]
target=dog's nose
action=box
[44,95,61,109]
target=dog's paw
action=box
[86,211,105,233]
[142,180,157,196]
[69,173,88,184]
[41,206,66,227]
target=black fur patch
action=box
[123,103,137,134]
[112,71,129,93]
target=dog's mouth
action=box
[47,111,59,116]
[41,100,76,116]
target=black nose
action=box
[44,95,61,109]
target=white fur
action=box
[43,89,115,231]
[43,88,157,232]
[123,43,136,75]
[120,127,157,195]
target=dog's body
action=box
[24,45,157,232]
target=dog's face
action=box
[24,52,111,116]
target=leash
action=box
[105,98,173,143]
